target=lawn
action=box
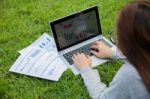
[0,0,130,99]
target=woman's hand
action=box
[72,53,91,70]
[91,41,112,58]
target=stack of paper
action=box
[9,33,68,81]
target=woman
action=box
[72,1,150,99]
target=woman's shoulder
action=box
[112,60,150,99]
[116,60,141,80]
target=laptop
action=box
[50,6,116,75]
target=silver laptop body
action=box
[50,6,116,75]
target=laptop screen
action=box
[50,6,102,51]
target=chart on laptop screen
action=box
[54,10,100,49]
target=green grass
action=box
[0,0,130,98]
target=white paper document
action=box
[9,33,68,81]
[19,33,57,54]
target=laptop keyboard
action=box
[63,38,112,65]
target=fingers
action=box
[72,53,79,62]
[72,53,81,65]
[72,53,82,60]
[72,56,76,64]
[91,50,99,56]
[91,41,102,49]
[92,41,101,45]
[86,55,91,61]
[92,41,105,46]
[72,53,89,61]
[90,44,98,49]
[81,53,87,59]
[91,41,107,51]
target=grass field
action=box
[0,0,130,98]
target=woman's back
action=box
[111,60,150,99]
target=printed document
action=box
[9,33,68,81]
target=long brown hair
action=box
[117,0,150,92]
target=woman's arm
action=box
[72,52,107,98]
[111,48,126,59]
[80,67,130,99]
[80,68,107,98]
[72,41,127,99]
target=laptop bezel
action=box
[50,6,102,52]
